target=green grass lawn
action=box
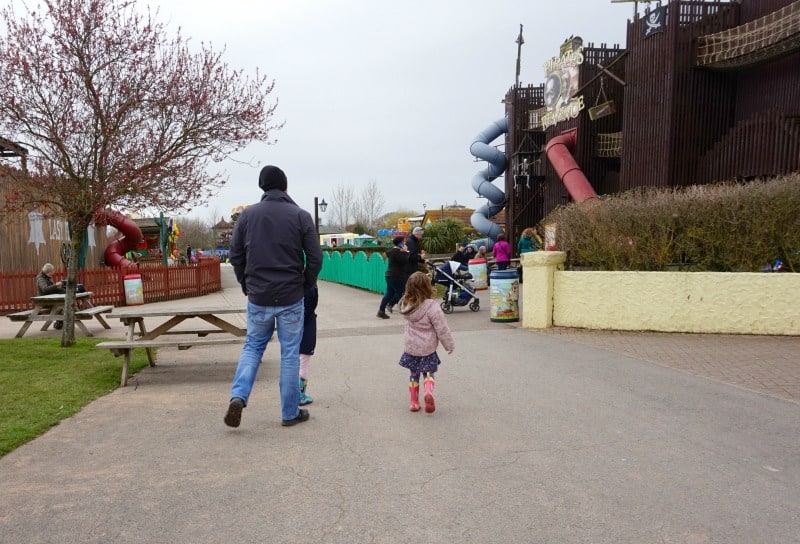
[0,337,149,457]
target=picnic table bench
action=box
[97,307,247,386]
[7,292,113,337]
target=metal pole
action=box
[314,197,320,235]
[515,24,523,88]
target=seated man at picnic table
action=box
[36,263,66,296]
[36,263,66,328]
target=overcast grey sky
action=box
[153,0,640,224]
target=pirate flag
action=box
[642,5,667,39]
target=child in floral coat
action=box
[398,272,455,413]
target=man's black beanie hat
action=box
[258,165,288,192]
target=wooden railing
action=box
[0,259,221,315]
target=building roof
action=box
[0,136,27,157]
[131,217,161,231]
[421,207,507,229]
[422,208,473,226]
[318,225,341,235]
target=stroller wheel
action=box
[469,299,480,312]
[440,301,453,314]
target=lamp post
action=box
[314,197,327,235]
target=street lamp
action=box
[314,197,327,235]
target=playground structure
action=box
[469,118,508,247]
[100,209,143,268]
[469,0,800,247]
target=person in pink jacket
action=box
[492,232,512,270]
[398,272,455,413]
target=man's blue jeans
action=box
[230,298,304,421]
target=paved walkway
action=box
[1,266,798,543]
[538,328,800,404]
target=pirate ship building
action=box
[477,0,800,244]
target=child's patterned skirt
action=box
[399,351,441,374]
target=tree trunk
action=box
[60,224,87,347]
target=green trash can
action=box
[489,269,519,322]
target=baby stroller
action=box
[431,261,480,314]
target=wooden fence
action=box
[318,251,387,294]
[0,258,221,314]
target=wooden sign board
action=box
[588,100,617,121]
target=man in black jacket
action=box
[403,226,427,277]
[225,165,323,429]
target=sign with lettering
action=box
[542,37,585,130]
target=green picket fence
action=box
[319,250,387,294]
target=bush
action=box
[543,173,800,272]
[419,219,465,254]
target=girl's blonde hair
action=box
[400,271,434,311]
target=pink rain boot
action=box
[408,380,420,412]
[423,373,436,414]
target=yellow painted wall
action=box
[520,252,800,335]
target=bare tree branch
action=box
[330,184,356,230]
[359,179,385,232]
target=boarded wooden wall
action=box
[740,0,799,21]
[504,43,626,241]
[508,0,799,238]
[572,45,626,197]
[621,1,735,190]
[621,0,799,187]
[0,169,109,273]
[503,84,546,243]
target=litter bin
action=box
[468,258,488,290]
[489,269,519,322]
[123,274,144,306]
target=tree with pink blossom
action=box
[0,0,281,346]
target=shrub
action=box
[543,173,800,272]
[419,218,465,254]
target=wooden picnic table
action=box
[8,292,113,338]
[98,306,247,386]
